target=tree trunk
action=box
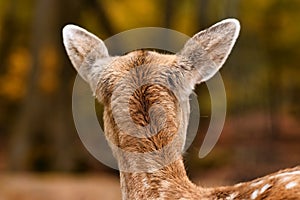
[9,0,81,171]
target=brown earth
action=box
[0,173,121,200]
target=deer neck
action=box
[119,158,204,199]
[101,82,200,199]
[103,109,208,199]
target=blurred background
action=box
[0,0,300,199]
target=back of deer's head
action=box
[62,19,240,171]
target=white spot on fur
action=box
[285,181,297,189]
[251,189,259,199]
[250,180,264,187]
[226,192,238,200]
[270,171,300,179]
[260,184,271,194]
[234,182,244,187]
[161,180,171,188]
[281,176,292,183]
[142,178,150,189]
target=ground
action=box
[0,173,121,200]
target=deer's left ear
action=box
[177,19,240,85]
[62,24,111,93]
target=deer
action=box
[62,19,300,200]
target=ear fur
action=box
[178,18,240,84]
[62,25,110,92]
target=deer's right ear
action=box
[62,25,110,93]
[177,19,240,88]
